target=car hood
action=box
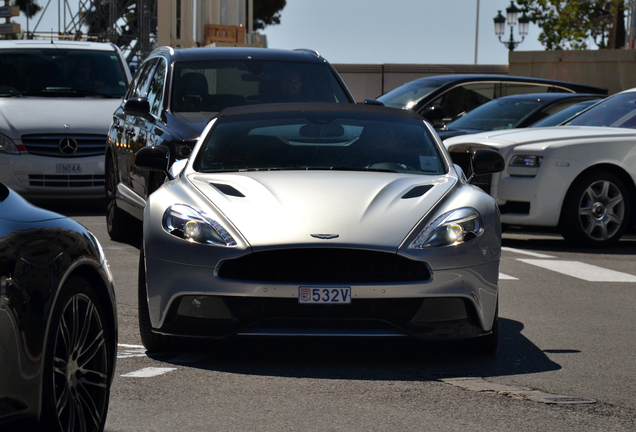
[187,171,456,250]
[443,126,636,151]
[0,98,122,138]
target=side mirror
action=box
[135,145,174,180]
[123,97,151,116]
[471,149,505,175]
[421,105,447,127]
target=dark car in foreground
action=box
[0,183,117,431]
[106,46,355,241]
[376,74,607,127]
[437,93,604,140]
[135,102,505,354]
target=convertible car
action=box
[0,183,117,431]
[135,103,505,354]
[445,87,636,247]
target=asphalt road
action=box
[43,199,636,432]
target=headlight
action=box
[410,207,484,248]
[162,204,237,246]
[0,134,19,155]
[509,155,542,167]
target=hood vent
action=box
[210,183,245,197]
[401,185,433,199]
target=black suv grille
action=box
[21,134,107,158]
[218,249,431,284]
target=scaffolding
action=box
[22,0,156,63]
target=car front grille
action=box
[28,174,105,187]
[21,134,107,158]
[448,151,493,194]
[218,248,431,284]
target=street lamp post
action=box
[494,1,529,51]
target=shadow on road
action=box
[27,197,107,217]
[149,318,560,382]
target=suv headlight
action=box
[162,204,237,246]
[410,207,484,248]
[0,134,19,155]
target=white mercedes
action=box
[0,40,131,199]
[444,88,636,247]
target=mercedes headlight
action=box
[0,134,19,155]
[410,207,484,248]
[162,204,237,246]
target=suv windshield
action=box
[171,60,351,113]
[0,48,128,97]
[566,92,636,128]
[194,111,447,175]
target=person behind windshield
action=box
[276,70,304,102]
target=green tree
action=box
[13,0,41,19]
[516,0,625,49]
[254,0,286,30]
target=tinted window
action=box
[147,59,167,116]
[171,60,351,113]
[195,112,446,175]
[129,58,158,99]
[445,98,544,131]
[501,83,569,96]
[429,83,495,118]
[0,48,128,97]
[376,77,453,109]
[566,92,636,128]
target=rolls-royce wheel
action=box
[41,275,112,432]
[560,171,630,247]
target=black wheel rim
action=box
[52,293,109,432]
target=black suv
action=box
[106,47,355,240]
[375,74,607,128]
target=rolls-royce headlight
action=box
[509,155,542,167]
[0,134,19,155]
[162,204,237,246]
[410,207,484,248]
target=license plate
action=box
[56,163,82,173]
[298,287,351,304]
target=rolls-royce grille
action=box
[28,174,105,187]
[218,249,431,283]
[21,134,107,158]
[448,151,492,194]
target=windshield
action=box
[0,48,128,97]
[566,92,636,128]
[171,60,351,113]
[531,100,599,127]
[194,111,447,175]
[376,78,451,109]
[444,98,544,131]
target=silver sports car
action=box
[135,103,505,354]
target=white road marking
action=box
[518,259,636,282]
[441,377,596,404]
[117,343,147,359]
[502,247,555,259]
[121,367,177,378]
[499,273,518,280]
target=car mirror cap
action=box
[135,145,173,179]
[472,149,505,175]
[123,97,151,116]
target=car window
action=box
[428,83,495,118]
[376,78,452,109]
[566,92,636,128]
[195,112,446,175]
[170,60,351,113]
[501,83,569,96]
[0,48,128,97]
[531,100,600,127]
[445,98,544,131]
[128,58,158,99]
[147,58,167,117]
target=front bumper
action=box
[144,257,499,341]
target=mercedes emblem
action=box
[59,138,79,155]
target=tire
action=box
[105,157,136,242]
[41,275,113,432]
[138,246,183,353]
[559,171,630,247]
